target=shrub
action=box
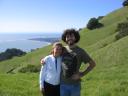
[87,17,103,30]
[115,21,128,40]
[18,64,41,73]
[0,48,26,61]
[122,0,128,7]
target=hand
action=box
[40,58,45,65]
[71,72,82,80]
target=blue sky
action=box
[0,0,122,33]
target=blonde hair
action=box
[52,42,63,48]
[50,42,63,55]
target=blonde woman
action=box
[39,42,63,96]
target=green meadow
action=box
[0,7,128,96]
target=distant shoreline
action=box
[29,37,61,44]
[0,33,61,53]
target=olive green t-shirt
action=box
[61,45,92,84]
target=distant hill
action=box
[0,7,128,96]
[29,37,60,44]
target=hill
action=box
[0,7,128,96]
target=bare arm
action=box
[80,60,96,77]
[71,60,96,80]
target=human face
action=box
[53,45,62,57]
[65,33,76,46]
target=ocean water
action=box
[0,32,61,52]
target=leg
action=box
[44,81,60,96]
[55,85,60,96]
[70,84,81,96]
[60,84,70,96]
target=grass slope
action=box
[0,45,52,73]
[79,7,128,48]
[0,7,128,96]
[81,36,128,96]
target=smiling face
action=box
[53,44,63,57]
[65,33,76,46]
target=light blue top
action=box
[40,54,62,89]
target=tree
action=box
[86,17,103,30]
[0,48,26,61]
[122,0,128,7]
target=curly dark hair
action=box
[61,28,80,43]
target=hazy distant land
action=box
[29,37,60,44]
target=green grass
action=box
[79,11,128,96]
[0,73,40,96]
[0,45,52,73]
[80,36,128,96]
[79,7,128,48]
[0,7,128,96]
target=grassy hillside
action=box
[79,7,128,48]
[0,7,128,96]
[0,73,40,96]
[81,36,128,96]
[0,45,52,73]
